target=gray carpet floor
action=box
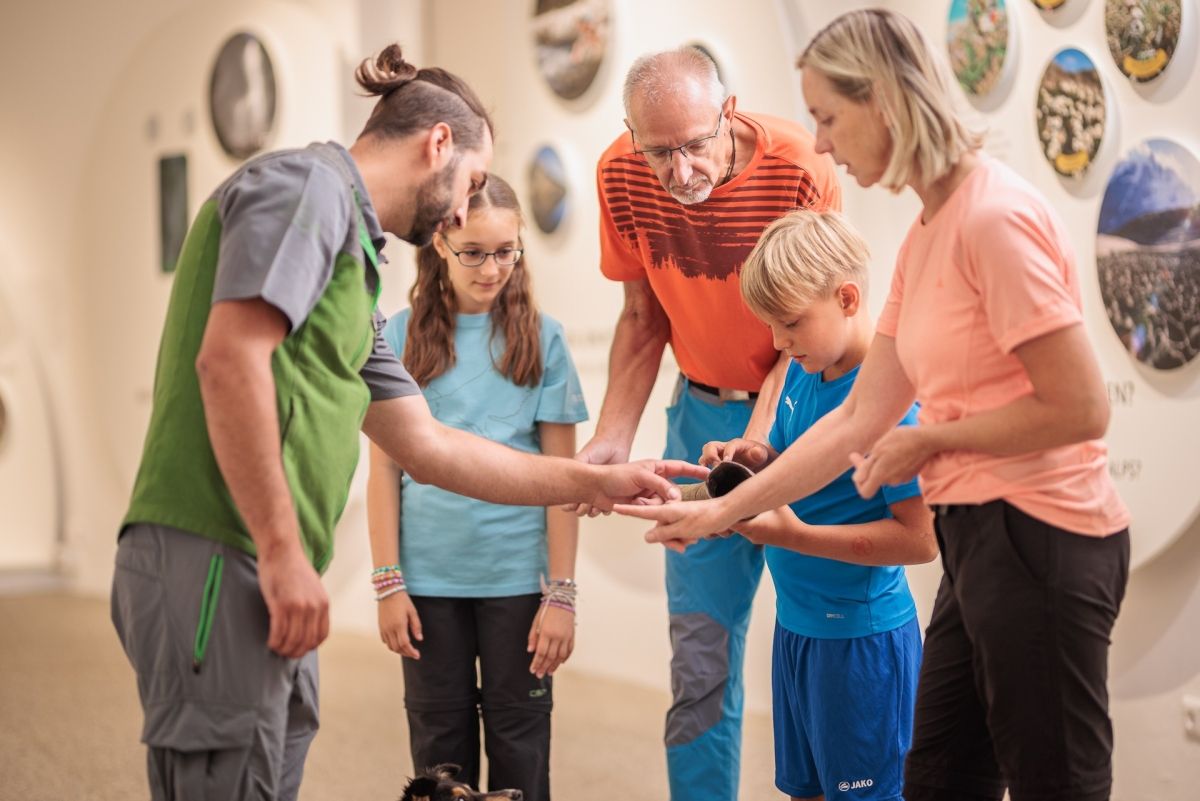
[0,594,778,800]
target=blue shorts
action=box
[772,617,921,800]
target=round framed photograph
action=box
[1105,0,1182,82]
[531,0,611,101]
[946,0,1014,98]
[528,145,568,235]
[209,32,277,160]
[1097,138,1200,370]
[1036,48,1106,177]
[1031,0,1068,8]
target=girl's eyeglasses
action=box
[442,239,524,268]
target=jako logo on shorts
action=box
[837,778,874,791]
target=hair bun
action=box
[355,44,419,96]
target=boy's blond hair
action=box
[740,209,870,319]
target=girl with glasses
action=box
[366,173,588,801]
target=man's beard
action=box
[669,176,714,205]
[400,159,458,247]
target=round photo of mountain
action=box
[532,0,611,101]
[1097,139,1200,370]
[1105,0,1182,82]
[1036,48,1105,178]
[209,32,277,160]
[947,0,1013,98]
[529,145,568,235]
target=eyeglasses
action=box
[442,238,524,268]
[631,114,724,166]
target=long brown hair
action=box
[354,44,493,150]
[403,174,543,388]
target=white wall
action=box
[3,0,1198,796]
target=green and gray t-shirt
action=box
[124,142,419,571]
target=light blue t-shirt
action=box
[766,362,922,639]
[382,309,588,597]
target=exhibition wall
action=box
[1,0,1198,797]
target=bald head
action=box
[622,47,726,127]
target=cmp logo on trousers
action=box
[837,779,874,792]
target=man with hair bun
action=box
[575,45,840,801]
[111,46,702,801]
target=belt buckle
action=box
[718,388,751,402]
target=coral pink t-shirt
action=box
[877,156,1129,536]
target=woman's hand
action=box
[528,604,575,679]
[850,426,934,498]
[377,591,423,659]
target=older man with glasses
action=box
[573,46,841,801]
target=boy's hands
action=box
[528,605,575,679]
[700,438,774,470]
[377,591,423,659]
[725,505,803,547]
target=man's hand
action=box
[257,543,330,659]
[613,496,739,552]
[377,591,423,659]
[569,436,632,517]
[589,459,709,511]
[528,605,575,679]
[699,438,774,469]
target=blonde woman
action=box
[618,9,1130,801]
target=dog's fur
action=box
[399,763,523,801]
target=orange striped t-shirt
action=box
[597,112,841,391]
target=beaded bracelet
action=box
[375,585,406,602]
[371,565,406,599]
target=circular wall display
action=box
[687,42,729,91]
[1097,138,1200,371]
[1036,47,1106,177]
[1031,0,1068,8]
[946,0,1014,98]
[528,145,568,235]
[531,0,611,101]
[209,32,277,159]
[1105,0,1182,82]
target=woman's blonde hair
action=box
[740,210,870,320]
[798,8,982,191]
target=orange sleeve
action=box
[596,143,647,282]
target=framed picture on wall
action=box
[1097,138,1200,370]
[209,32,278,159]
[1105,0,1182,82]
[531,0,611,101]
[528,145,568,235]
[158,154,189,274]
[1030,0,1068,8]
[687,42,730,91]
[946,0,1014,99]
[1036,47,1106,177]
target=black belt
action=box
[687,378,759,402]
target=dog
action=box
[399,763,523,801]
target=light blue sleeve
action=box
[535,316,589,424]
[381,308,411,364]
[881,403,924,506]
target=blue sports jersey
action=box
[765,363,921,638]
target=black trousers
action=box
[905,501,1129,801]
[403,594,553,801]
